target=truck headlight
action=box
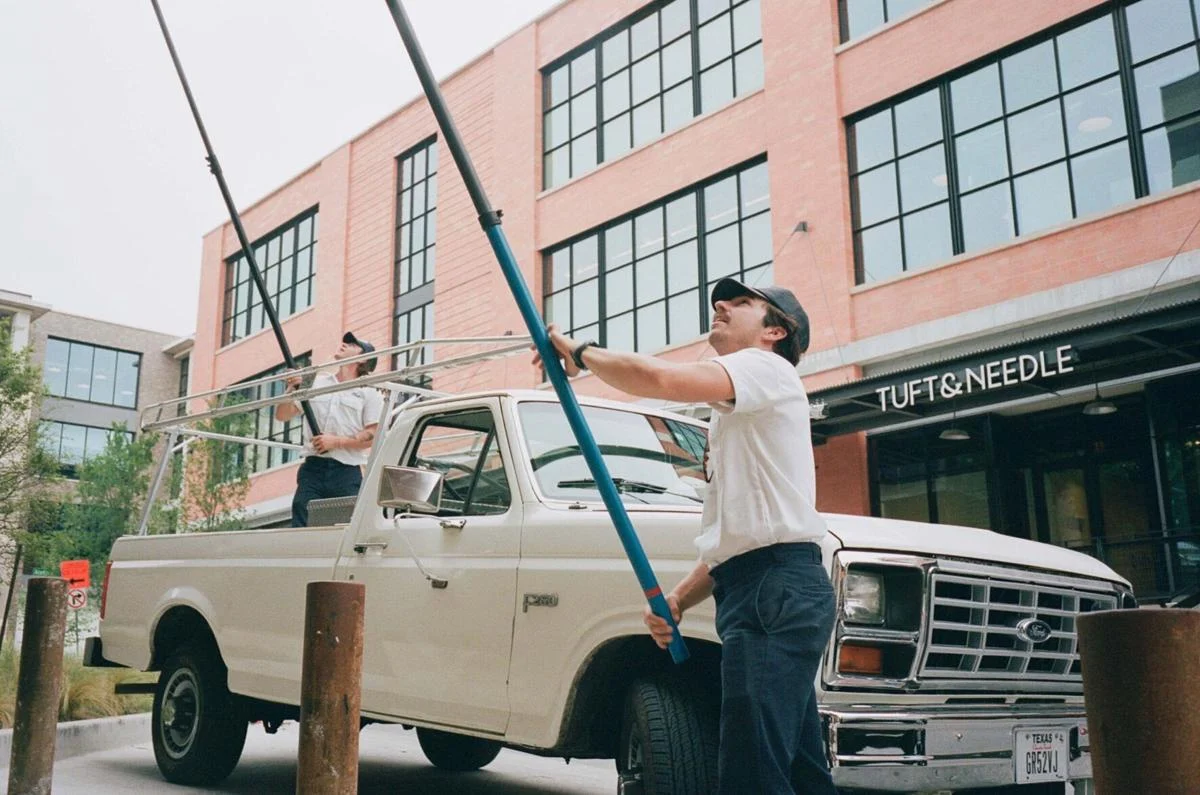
[843,570,885,625]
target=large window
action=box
[544,159,771,353]
[223,210,318,345]
[393,139,438,384]
[43,338,140,408]
[393,302,435,386]
[395,139,438,295]
[177,354,190,417]
[839,0,935,42]
[542,0,764,188]
[849,0,1200,284]
[872,418,992,529]
[230,356,310,475]
[39,421,133,478]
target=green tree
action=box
[0,319,58,569]
[23,426,157,569]
[181,398,254,533]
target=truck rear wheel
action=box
[152,646,248,785]
[617,677,718,794]
[416,727,502,771]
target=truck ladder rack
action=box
[133,336,531,535]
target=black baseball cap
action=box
[710,277,810,354]
[342,331,378,372]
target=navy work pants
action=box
[290,456,363,527]
[710,542,837,795]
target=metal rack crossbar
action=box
[139,336,530,432]
[133,336,531,536]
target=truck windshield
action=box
[518,401,707,507]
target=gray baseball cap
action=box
[710,277,810,354]
[342,331,378,372]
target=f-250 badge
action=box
[523,593,560,612]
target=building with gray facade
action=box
[28,305,191,478]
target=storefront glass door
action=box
[1041,466,1091,549]
[1008,396,1160,594]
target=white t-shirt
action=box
[694,347,827,568]
[300,372,384,467]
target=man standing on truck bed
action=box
[535,277,836,795]
[278,331,383,527]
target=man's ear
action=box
[762,325,788,343]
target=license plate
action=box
[1015,728,1069,784]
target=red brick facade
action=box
[190,0,1200,519]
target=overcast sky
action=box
[0,0,561,337]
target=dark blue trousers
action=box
[290,456,363,527]
[711,542,837,795]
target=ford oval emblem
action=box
[1016,618,1053,644]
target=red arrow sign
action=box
[59,559,90,590]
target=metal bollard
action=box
[8,577,68,795]
[296,581,365,795]
[1077,609,1200,795]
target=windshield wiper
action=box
[557,477,704,503]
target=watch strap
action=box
[571,340,599,370]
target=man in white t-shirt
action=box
[277,331,384,527]
[535,277,835,794]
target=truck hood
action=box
[823,513,1128,585]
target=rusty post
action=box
[1078,609,1200,794]
[8,577,68,795]
[296,581,365,794]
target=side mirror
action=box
[377,465,444,514]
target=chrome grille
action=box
[919,570,1118,682]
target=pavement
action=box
[1,721,617,794]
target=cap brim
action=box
[710,277,770,308]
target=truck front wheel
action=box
[617,677,718,794]
[416,727,502,771]
[152,646,248,785]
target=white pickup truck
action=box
[90,388,1133,793]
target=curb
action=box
[0,713,151,766]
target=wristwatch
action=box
[571,340,599,371]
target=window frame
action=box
[846,1,1200,285]
[402,404,514,517]
[43,337,142,409]
[39,420,134,478]
[541,0,764,188]
[542,156,772,353]
[222,208,319,346]
[229,354,312,475]
[838,0,937,43]
[394,137,439,296]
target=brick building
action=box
[190,0,1200,596]
[29,310,191,477]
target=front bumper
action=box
[824,702,1091,792]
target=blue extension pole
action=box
[383,0,687,663]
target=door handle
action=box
[439,518,467,531]
[353,541,389,554]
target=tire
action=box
[151,645,248,786]
[616,677,719,795]
[416,727,502,772]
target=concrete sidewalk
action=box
[1,722,617,794]
[0,713,151,767]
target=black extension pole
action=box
[149,0,320,436]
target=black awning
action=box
[809,298,1200,440]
